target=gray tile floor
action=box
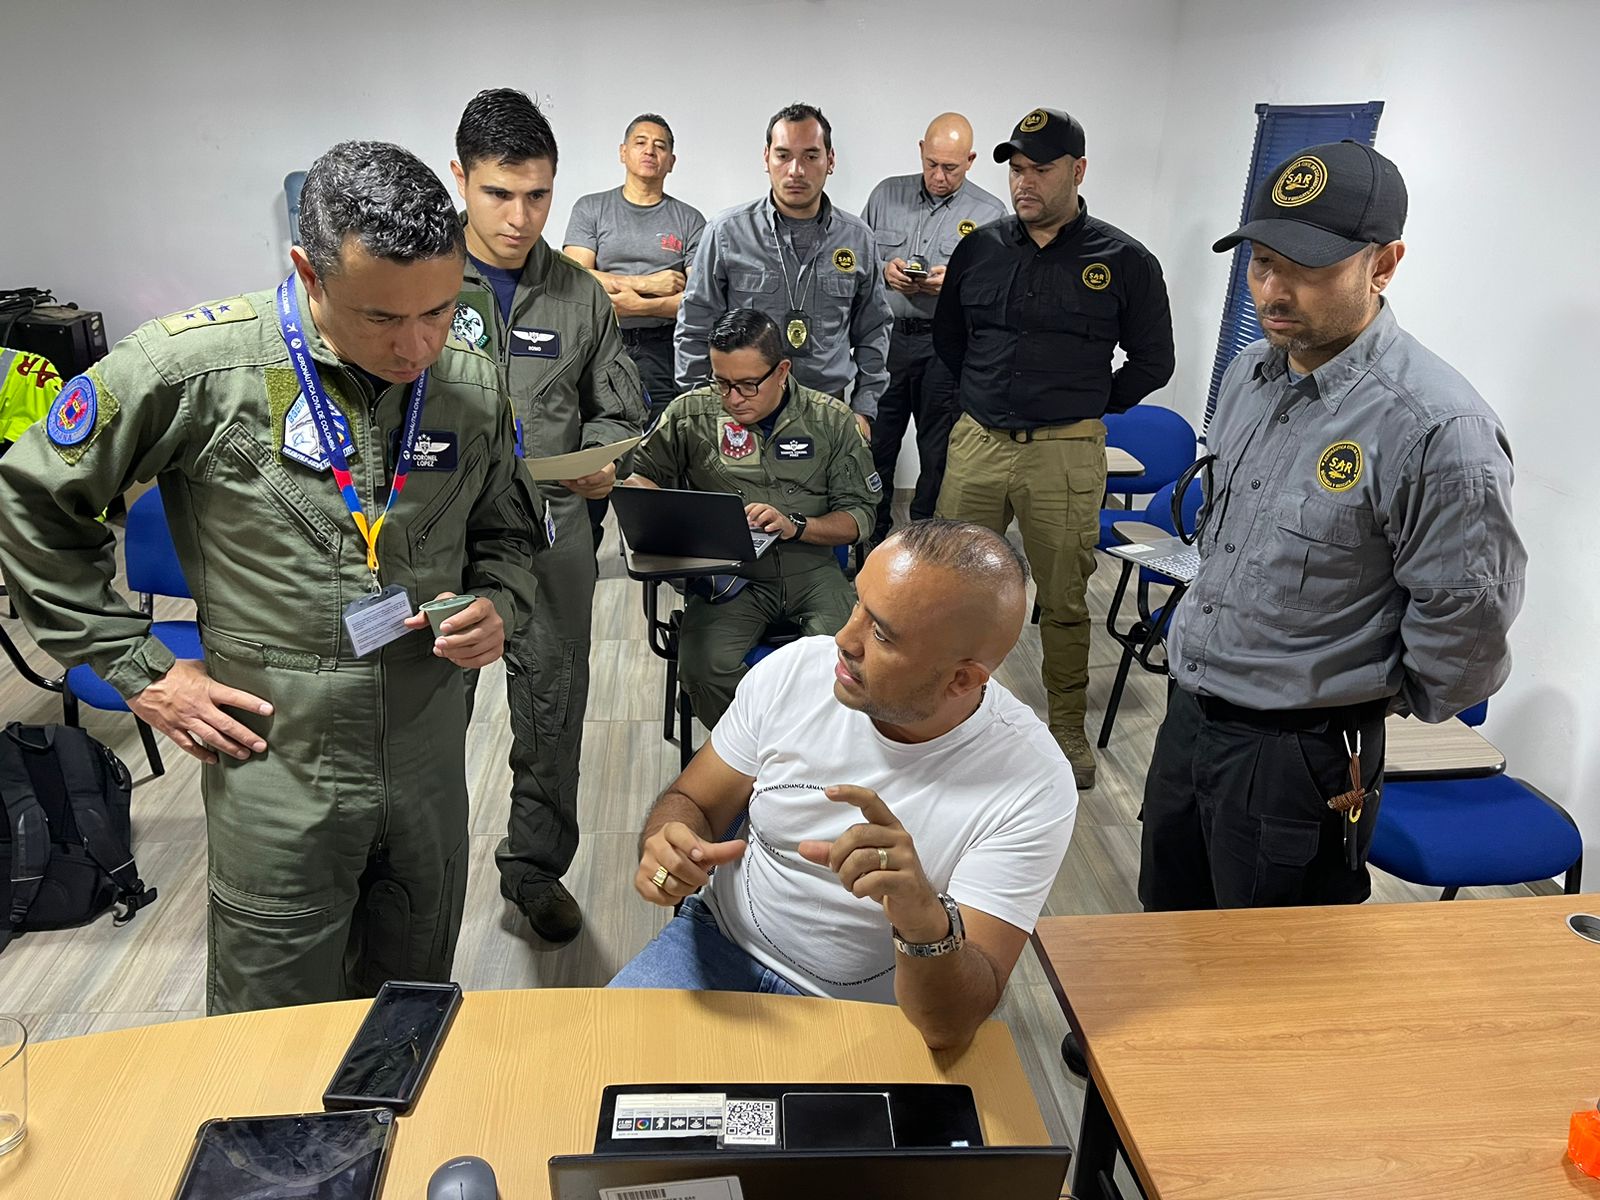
[0,493,1533,1152]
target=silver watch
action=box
[893,893,965,957]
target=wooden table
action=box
[0,988,1049,1198]
[1106,447,1144,476]
[1384,712,1507,779]
[1034,895,1600,1199]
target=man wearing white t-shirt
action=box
[609,519,1077,1050]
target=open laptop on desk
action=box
[612,486,779,569]
[1105,523,1201,585]
[549,1146,1072,1199]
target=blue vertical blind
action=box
[1204,102,1385,433]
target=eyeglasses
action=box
[708,361,781,399]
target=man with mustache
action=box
[933,107,1175,790]
[1141,142,1526,911]
[674,103,891,439]
[623,307,878,729]
[612,519,1076,1052]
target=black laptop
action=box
[611,487,778,564]
[548,1146,1072,1200]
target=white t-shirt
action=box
[702,636,1077,1003]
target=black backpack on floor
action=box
[0,722,158,954]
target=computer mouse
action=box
[426,1155,499,1200]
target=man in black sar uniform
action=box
[933,107,1175,789]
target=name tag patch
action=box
[282,392,356,471]
[775,436,814,460]
[390,428,458,471]
[509,327,562,358]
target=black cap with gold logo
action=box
[1212,140,1407,268]
[992,108,1086,164]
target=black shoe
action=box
[1061,1031,1088,1079]
[517,880,583,944]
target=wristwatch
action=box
[893,893,965,958]
[786,512,808,541]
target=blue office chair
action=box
[1369,702,1584,900]
[1096,476,1203,749]
[655,545,852,769]
[1100,406,1198,534]
[61,489,200,778]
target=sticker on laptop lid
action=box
[598,1178,744,1200]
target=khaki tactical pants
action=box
[937,413,1107,741]
[201,629,470,1015]
[678,563,856,729]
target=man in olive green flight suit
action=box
[450,88,646,943]
[0,142,541,1015]
[628,308,879,727]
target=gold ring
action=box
[651,866,671,890]
[877,847,889,871]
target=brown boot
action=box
[1056,730,1096,791]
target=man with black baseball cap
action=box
[1141,141,1527,912]
[933,105,1175,789]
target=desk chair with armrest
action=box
[1099,405,1197,536]
[1096,472,1204,750]
[1369,700,1584,900]
[645,545,852,770]
[60,488,201,778]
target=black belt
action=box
[1196,694,1390,733]
[894,318,934,336]
[620,326,674,345]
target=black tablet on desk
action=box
[170,1108,394,1200]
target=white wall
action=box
[5,0,1596,861]
[0,0,1180,343]
[1148,0,1600,863]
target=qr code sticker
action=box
[720,1098,777,1146]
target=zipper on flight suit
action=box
[353,371,394,852]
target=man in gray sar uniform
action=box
[0,141,541,1013]
[450,88,646,942]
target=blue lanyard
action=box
[275,276,427,581]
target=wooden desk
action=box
[1384,712,1507,779]
[0,988,1049,1198]
[1106,447,1143,476]
[1034,895,1600,1199]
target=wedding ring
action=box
[188,731,209,750]
[877,847,889,871]
[651,866,671,890]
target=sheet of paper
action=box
[599,1178,744,1200]
[523,435,643,481]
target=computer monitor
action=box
[548,1145,1072,1200]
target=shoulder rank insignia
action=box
[158,297,258,335]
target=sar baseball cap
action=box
[1212,140,1408,268]
[992,108,1086,164]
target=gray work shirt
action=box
[1168,302,1526,722]
[674,192,892,419]
[562,187,706,330]
[860,173,1006,322]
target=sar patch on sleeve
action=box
[47,371,120,466]
[158,296,257,335]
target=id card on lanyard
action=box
[276,276,426,657]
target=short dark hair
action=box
[455,87,558,174]
[766,103,832,153]
[625,113,675,151]
[297,141,464,280]
[708,308,786,368]
[887,519,1031,589]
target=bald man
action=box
[861,115,1007,544]
[611,518,1077,1051]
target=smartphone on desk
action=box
[322,980,462,1114]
